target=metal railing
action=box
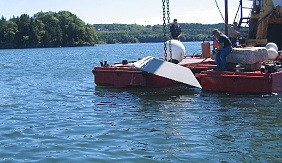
[233,0,253,32]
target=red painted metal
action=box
[92,58,216,88]
[92,58,282,94]
[198,70,282,94]
[92,66,178,88]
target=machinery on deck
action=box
[235,0,282,50]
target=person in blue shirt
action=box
[170,19,182,40]
[212,29,232,71]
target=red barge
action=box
[93,57,216,88]
[92,51,282,94]
[197,70,282,94]
[92,0,282,94]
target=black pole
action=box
[240,0,243,22]
[238,0,243,28]
[225,0,229,35]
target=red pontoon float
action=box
[197,70,282,94]
[93,57,216,88]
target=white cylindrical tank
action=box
[162,40,185,62]
[266,42,278,51]
[266,42,278,60]
[267,48,278,60]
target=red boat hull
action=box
[93,66,178,88]
[92,58,216,88]
[198,70,282,94]
[92,58,282,94]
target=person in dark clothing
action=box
[170,19,182,40]
[228,22,245,47]
[212,29,232,71]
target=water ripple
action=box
[0,45,281,162]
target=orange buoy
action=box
[201,42,211,58]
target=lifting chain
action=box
[162,0,172,61]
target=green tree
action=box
[0,11,98,49]
[34,11,62,47]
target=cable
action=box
[214,0,225,22]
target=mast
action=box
[225,0,228,35]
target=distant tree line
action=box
[94,23,225,44]
[0,10,226,49]
[0,11,98,49]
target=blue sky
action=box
[1,0,253,25]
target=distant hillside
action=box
[0,10,226,49]
[94,23,225,44]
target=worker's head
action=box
[173,19,178,25]
[212,29,220,38]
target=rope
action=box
[214,0,225,22]
[191,53,217,70]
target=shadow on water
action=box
[93,84,282,111]
[93,84,201,105]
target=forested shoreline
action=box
[94,23,225,44]
[0,11,98,49]
[0,11,225,49]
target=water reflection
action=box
[93,85,282,162]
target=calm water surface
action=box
[0,42,281,162]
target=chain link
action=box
[166,0,172,61]
[162,0,172,61]
[162,0,168,61]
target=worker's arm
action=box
[218,42,224,50]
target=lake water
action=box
[0,42,281,162]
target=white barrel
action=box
[162,40,185,62]
[267,48,278,60]
[266,42,278,51]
